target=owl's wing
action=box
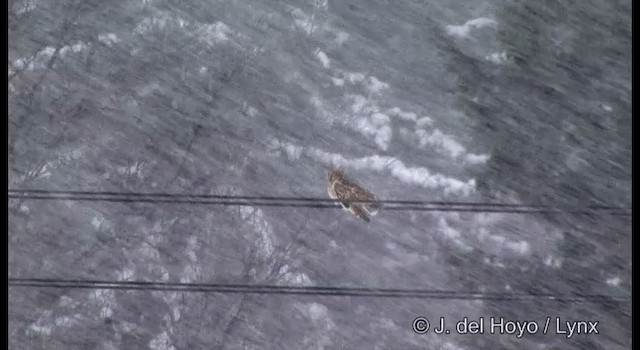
[336,182,377,204]
[333,181,358,208]
[350,183,381,214]
[353,186,375,201]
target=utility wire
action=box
[8,189,631,215]
[8,278,630,303]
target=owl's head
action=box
[327,169,347,183]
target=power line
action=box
[8,189,631,215]
[7,189,629,208]
[8,278,630,303]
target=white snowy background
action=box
[9,0,630,349]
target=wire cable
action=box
[8,189,632,215]
[8,278,630,303]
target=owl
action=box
[327,169,381,222]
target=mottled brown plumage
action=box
[327,170,381,222]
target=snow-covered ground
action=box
[9,0,631,349]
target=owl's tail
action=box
[365,200,382,216]
[351,205,371,222]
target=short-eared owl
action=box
[327,170,381,222]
